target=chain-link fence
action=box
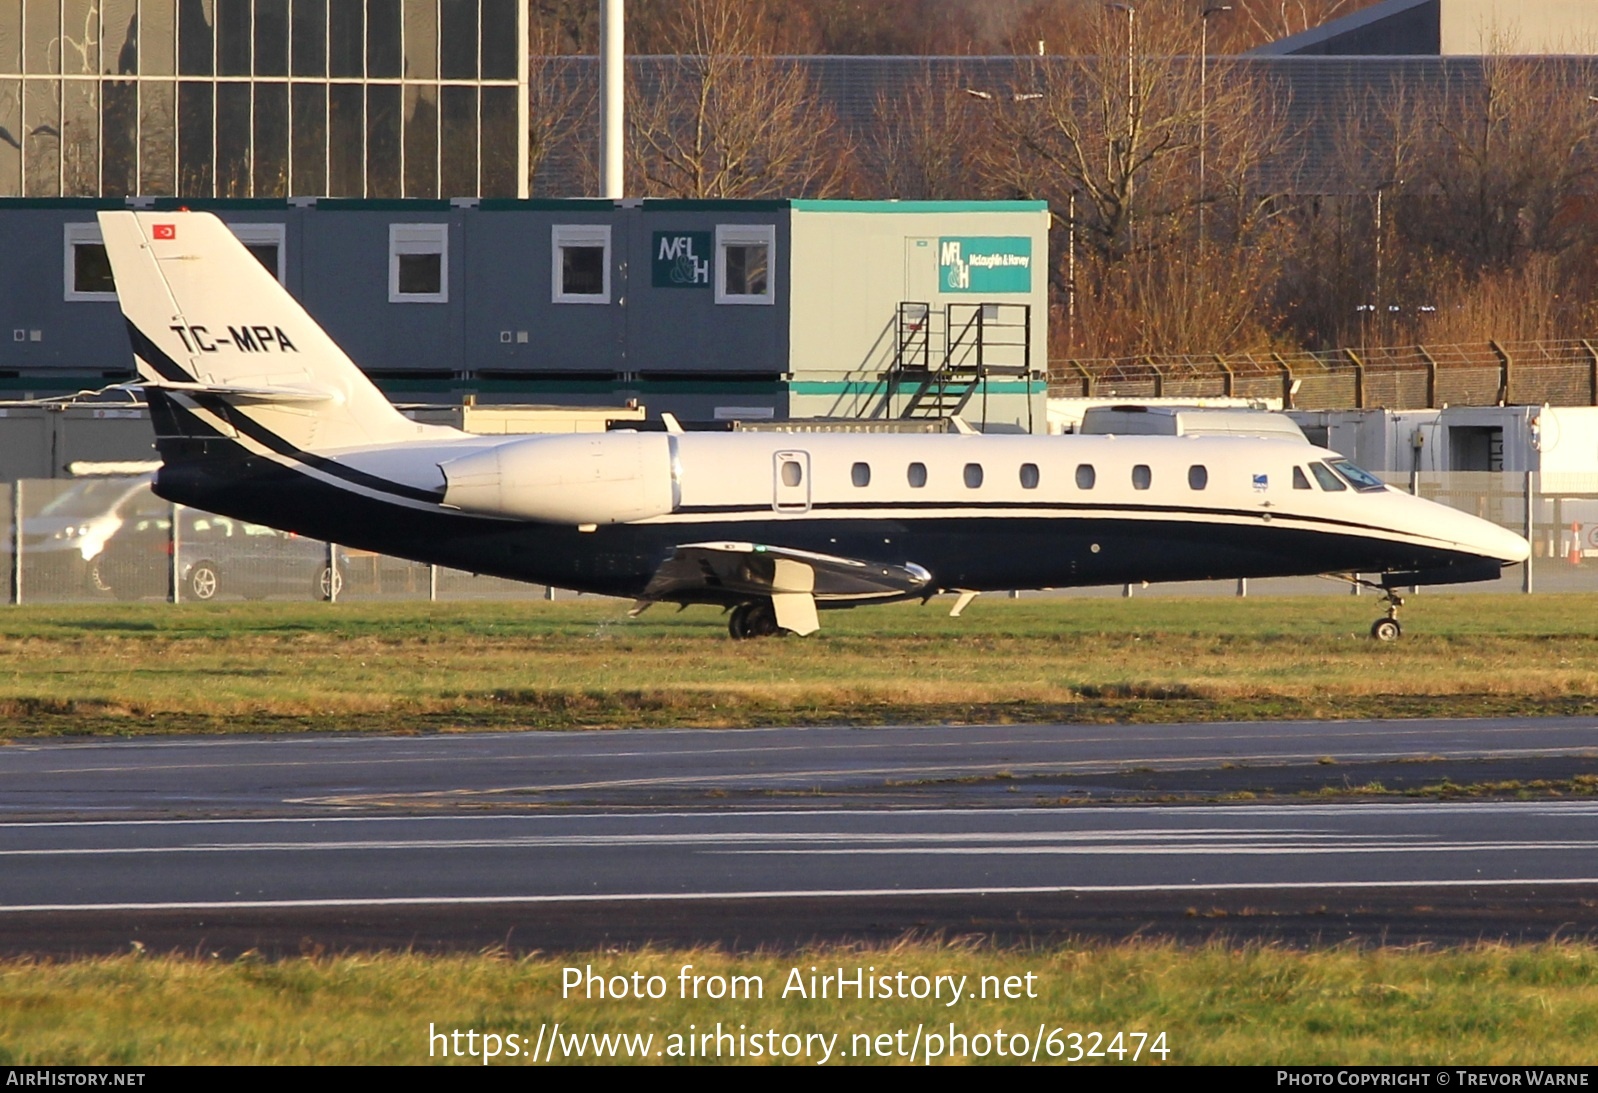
[8,477,553,605]
[1050,340,1598,411]
[7,473,1597,604]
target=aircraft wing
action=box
[634,541,934,635]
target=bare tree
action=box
[527,21,596,196]
[988,1,1293,355]
[1402,55,1598,273]
[858,66,986,199]
[1230,0,1378,49]
[626,0,846,199]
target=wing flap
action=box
[639,541,933,607]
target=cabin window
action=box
[1188,465,1208,490]
[389,223,448,303]
[1075,464,1096,490]
[1132,464,1152,490]
[1019,463,1040,489]
[1310,463,1347,491]
[964,463,984,488]
[1293,466,1312,489]
[1328,459,1388,493]
[551,224,611,304]
[780,460,803,487]
[907,462,927,488]
[851,462,871,487]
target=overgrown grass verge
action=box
[5,595,1598,735]
[2,942,1596,1065]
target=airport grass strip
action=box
[3,596,1598,734]
[1,942,1597,1065]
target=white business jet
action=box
[96,211,1528,640]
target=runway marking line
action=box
[6,876,1598,915]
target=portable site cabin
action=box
[0,197,1050,454]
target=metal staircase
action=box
[890,301,1032,425]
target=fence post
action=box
[1490,341,1511,406]
[428,563,438,602]
[1272,353,1295,409]
[1584,340,1598,406]
[1214,354,1235,398]
[1418,345,1439,408]
[1143,357,1164,398]
[169,502,181,604]
[1343,348,1366,409]
[10,481,20,606]
[1524,470,1535,595]
[1070,359,1093,398]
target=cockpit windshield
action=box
[1327,459,1387,493]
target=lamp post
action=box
[1108,4,1136,243]
[1199,5,1231,256]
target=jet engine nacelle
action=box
[439,432,678,525]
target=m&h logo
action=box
[653,231,712,288]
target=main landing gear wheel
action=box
[728,599,781,640]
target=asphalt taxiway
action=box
[2,717,1596,953]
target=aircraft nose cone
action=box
[1448,505,1529,564]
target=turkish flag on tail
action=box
[152,224,175,240]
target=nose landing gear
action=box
[1331,574,1408,640]
[1369,587,1404,641]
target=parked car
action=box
[18,474,157,596]
[93,509,345,601]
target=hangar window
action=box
[716,224,775,305]
[552,224,611,304]
[63,223,116,301]
[1132,464,1152,490]
[1293,466,1312,489]
[907,462,927,488]
[1020,463,1040,489]
[1075,464,1096,490]
[963,463,984,488]
[389,223,448,303]
[1188,465,1208,490]
[851,462,871,487]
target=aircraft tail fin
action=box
[97,210,450,454]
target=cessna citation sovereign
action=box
[97,211,1528,640]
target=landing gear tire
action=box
[1370,617,1402,642]
[728,599,781,640]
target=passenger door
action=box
[773,450,811,514]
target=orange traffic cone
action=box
[1571,522,1583,566]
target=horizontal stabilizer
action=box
[134,380,338,404]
